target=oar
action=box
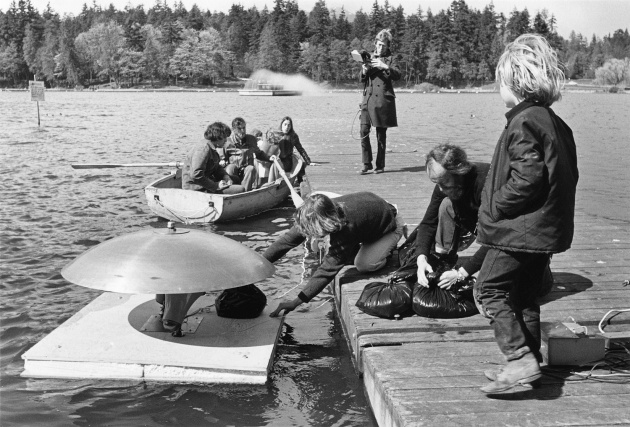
[271,156,304,208]
[71,162,182,170]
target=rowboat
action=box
[144,155,303,224]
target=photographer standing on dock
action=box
[358,29,401,175]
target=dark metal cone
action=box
[61,228,275,294]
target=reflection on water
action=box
[1,90,628,426]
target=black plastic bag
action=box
[215,284,267,319]
[412,272,478,319]
[355,281,413,319]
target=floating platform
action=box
[238,89,302,96]
[21,293,283,384]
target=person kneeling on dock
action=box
[265,192,405,317]
[222,117,271,191]
[182,121,246,194]
[396,143,491,288]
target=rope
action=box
[154,198,218,224]
[350,108,370,141]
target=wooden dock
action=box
[303,141,630,425]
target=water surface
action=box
[1,90,628,426]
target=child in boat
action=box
[475,34,579,394]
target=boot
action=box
[480,352,541,393]
[483,367,538,389]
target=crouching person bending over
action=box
[265,192,405,317]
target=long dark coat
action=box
[360,55,401,128]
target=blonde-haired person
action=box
[475,34,579,394]
[264,192,405,317]
[358,29,401,175]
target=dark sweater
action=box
[263,192,398,302]
[414,162,490,275]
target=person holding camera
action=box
[358,29,401,175]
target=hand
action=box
[416,255,433,287]
[437,270,460,289]
[309,162,319,166]
[437,268,469,289]
[270,155,278,162]
[370,58,389,70]
[219,160,227,167]
[270,297,303,317]
[218,180,231,190]
[362,63,369,72]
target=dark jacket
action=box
[263,192,398,302]
[477,101,579,253]
[360,55,401,128]
[224,133,269,170]
[182,141,229,192]
[414,162,490,274]
[279,132,311,167]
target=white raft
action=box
[22,293,283,384]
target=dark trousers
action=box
[156,292,205,325]
[360,116,387,169]
[474,249,551,361]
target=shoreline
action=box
[2,87,625,94]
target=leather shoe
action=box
[358,166,373,175]
[480,353,541,393]
[374,168,384,174]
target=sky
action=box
[10,0,630,39]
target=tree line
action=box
[1,0,629,88]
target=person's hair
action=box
[251,128,263,138]
[231,117,246,129]
[375,29,393,55]
[425,143,472,176]
[266,129,283,145]
[279,116,294,135]
[495,33,565,106]
[204,122,231,142]
[294,193,347,238]
[375,29,392,46]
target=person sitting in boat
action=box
[268,116,313,183]
[265,192,405,317]
[182,121,246,194]
[222,117,271,191]
[251,128,263,141]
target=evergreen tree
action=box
[351,9,370,42]
[308,1,331,46]
[506,8,530,41]
[369,0,383,38]
[256,21,283,72]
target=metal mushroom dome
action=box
[61,223,275,294]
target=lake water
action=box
[1,89,628,426]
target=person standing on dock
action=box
[358,29,401,175]
[475,34,579,394]
[265,192,405,317]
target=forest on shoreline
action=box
[1,0,629,89]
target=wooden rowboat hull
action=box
[144,156,302,224]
